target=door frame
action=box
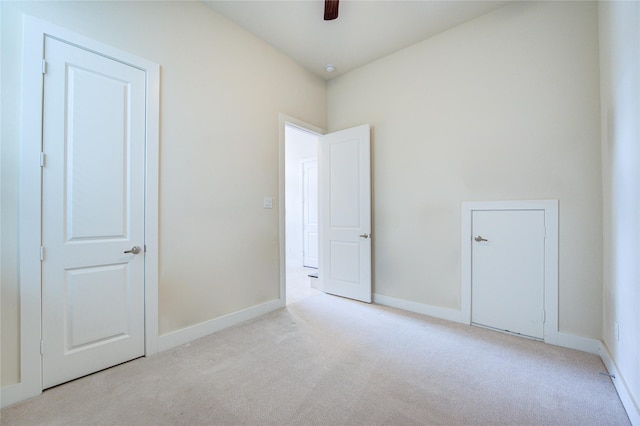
[278,114,324,303]
[11,16,159,406]
[461,200,559,342]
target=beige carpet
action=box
[0,291,630,425]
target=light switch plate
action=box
[263,197,273,209]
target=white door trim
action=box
[461,200,559,343]
[7,16,159,407]
[278,114,324,304]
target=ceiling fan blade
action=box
[324,0,339,21]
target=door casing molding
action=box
[5,16,160,407]
[461,200,559,343]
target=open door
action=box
[319,124,372,303]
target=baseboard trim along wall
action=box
[373,293,467,324]
[158,299,284,352]
[0,382,33,409]
[599,343,640,425]
[544,331,601,354]
[373,293,601,354]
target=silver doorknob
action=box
[359,233,369,239]
[124,246,142,254]
[474,236,488,242]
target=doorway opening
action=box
[284,124,321,305]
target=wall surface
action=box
[0,0,326,387]
[327,2,602,339]
[599,0,640,417]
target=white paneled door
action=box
[319,125,372,303]
[471,210,545,339]
[41,37,146,388]
[303,160,319,268]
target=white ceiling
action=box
[203,0,509,80]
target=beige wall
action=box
[599,0,640,414]
[327,2,602,338]
[0,0,326,386]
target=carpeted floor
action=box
[0,290,630,425]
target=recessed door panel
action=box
[329,139,360,228]
[65,264,130,351]
[330,241,361,284]
[65,67,130,242]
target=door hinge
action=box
[542,309,546,323]
[40,152,46,167]
[40,340,44,355]
[42,59,47,75]
[40,246,45,261]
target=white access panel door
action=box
[471,210,545,339]
[319,125,372,303]
[303,160,319,268]
[41,37,146,388]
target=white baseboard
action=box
[373,293,466,324]
[374,293,604,354]
[158,299,284,352]
[599,342,640,425]
[545,331,601,355]
[0,382,40,409]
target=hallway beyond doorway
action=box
[286,266,320,305]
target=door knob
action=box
[124,246,142,254]
[359,233,369,239]
[474,236,488,242]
